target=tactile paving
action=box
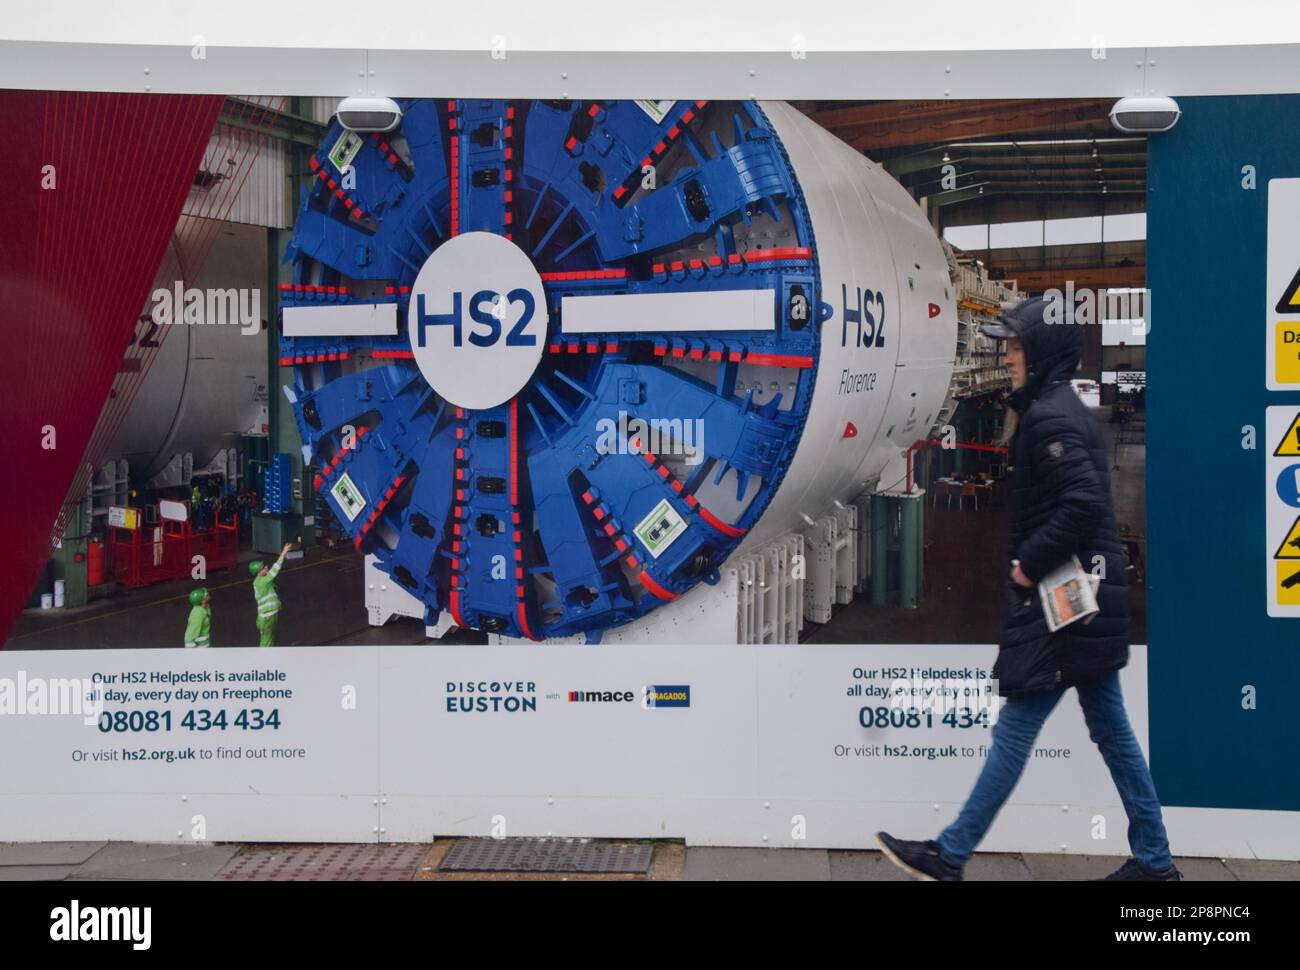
[439,838,653,874]
[216,843,428,881]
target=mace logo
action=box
[49,900,151,950]
[642,684,691,709]
[567,689,635,703]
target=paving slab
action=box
[1170,857,1237,881]
[1021,853,1132,881]
[1222,858,1300,881]
[829,849,913,881]
[215,843,429,881]
[683,847,832,881]
[964,853,1035,881]
[0,842,106,866]
[0,865,80,881]
[831,849,1033,881]
[416,839,686,881]
[0,841,1292,881]
[69,842,242,881]
[439,837,653,874]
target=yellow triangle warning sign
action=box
[1279,562,1300,603]
[1275,514,1300,559]
[1275,413,1300,456]
[1278,265,1300,315]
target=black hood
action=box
[981,295,1082,409]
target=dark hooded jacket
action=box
[990,297,1129,696]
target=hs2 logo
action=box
[415,289,539,348]
[840,284,885,349]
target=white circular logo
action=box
[408,231,548,409]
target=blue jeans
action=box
[935,669,1173,871]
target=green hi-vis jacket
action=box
[184,604,211,648]
[253,560,283,620]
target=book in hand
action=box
[1033,555,1101,632]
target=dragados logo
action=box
[641,685,690,708]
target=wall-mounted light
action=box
[1109,96,1181,133]
[336,96,403,133]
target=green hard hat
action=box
[189,588,209,606]
[249,560,266,576]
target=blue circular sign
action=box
[1276,464,1300,507]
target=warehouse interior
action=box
[7,97,1149,650]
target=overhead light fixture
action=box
[957,137,1140,148]
[1109,96,1181,134]
[941,150,951,163]
[336,96,403,133]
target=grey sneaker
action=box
[876,831,963,881]
[1101,858,1183,881]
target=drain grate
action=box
[439,838,654,874]
[217,843,429,881]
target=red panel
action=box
[0,91,225,645]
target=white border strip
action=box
[561,289,775,334]
[282,303,398,338]
[3,41,1300,98]
[4,2,1300,53]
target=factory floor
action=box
[6,405,1144,651]
[805,404,1147,645]
[6,543,486,650]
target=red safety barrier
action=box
[107,507,239,589]
[193,517,240,573]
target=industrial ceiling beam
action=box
[994,266,1146,291]
[808,99,1117,152]
[218,97,328,148]
[933,185,1144,205]
[908,171,1145,190]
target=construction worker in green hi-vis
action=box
[184,588,211,648]
[249,542,294,647]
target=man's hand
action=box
[280,542,294,558]
[1010,562,1033,588]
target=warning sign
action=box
[1278,564,1300,606]
[328,130,363,174]
[1274,412,1300,456]
[634,499,686,559]
[1275,323,1300,384]
[1274,515,1300,559]
[1277,264,1300,315]
[330,472,366,522]
[1266,407,1300,615]
[1267,179,1300,389]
